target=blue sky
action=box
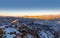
[0,0,60,9]
[0,0,60,16]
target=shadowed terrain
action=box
[0,16,60,38]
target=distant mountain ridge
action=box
[22,15,60,20]
[0,15,60,20]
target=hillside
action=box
[0,16,60,38]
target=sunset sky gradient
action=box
[0,0,60,16]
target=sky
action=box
[0,0,60,16]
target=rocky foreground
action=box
[0,17,60,38]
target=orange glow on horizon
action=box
[22,15,60,20]
[0,12,60,20]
